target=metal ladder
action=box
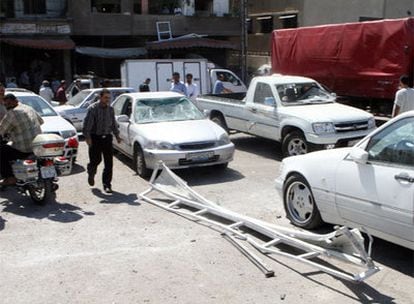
[139,162,380,283]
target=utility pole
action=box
[240,0,248,83]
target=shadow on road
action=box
[69,163,86,175]
[0,188,94,223]
[0,216,5,231]
[230,135,283,161]
[91,188,140,205]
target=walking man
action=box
[185,73,199,102]
[83,89,121,193]
[392,75,414,117]
[170,72,187,96]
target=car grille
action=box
[334,121,369,133]
[178,141,216,150]
[179,155,219,165]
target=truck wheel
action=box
[282,131,309,157]
[283,174,323,229]
[133,145,151,179]
[211,115,228,133]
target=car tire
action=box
[211,114,228,133]
[133,145,151,179]
[282,131,310,157]
[283,174,323,229]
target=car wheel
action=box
[211,115,228,133]
[133,145,151,178]
[282,131,309,157]
[283,174,323,229]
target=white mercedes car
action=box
[6,90,79,161]
[276,111,414,250]
[112,92,235,178]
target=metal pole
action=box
[240,0,248,83]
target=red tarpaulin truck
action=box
[271,18,414,115]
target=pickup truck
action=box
[196,75,376,157]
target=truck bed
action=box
[197,92,246,105]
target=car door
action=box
[112,95,128,153]
[245,82,280,140]
[335,117,414,244]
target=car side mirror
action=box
[349,147,369,164]
[117,115,130,123]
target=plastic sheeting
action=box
[271,18,414,100]
[75,46,147,59]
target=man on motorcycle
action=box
[0,93,43,186]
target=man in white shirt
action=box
[39,80,54,103]
[392,75,414,117]
[185,73,199,102]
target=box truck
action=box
[121,59,247,95]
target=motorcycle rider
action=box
[0,93,43,186]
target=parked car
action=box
[275,111,414,250]
[112,92,235,177]
[197,75,376,157]
[55,87,136,132]
[5,90,79,162]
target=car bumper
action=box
[305,128,373,146]
[143,143,235,169]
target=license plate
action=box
[40,166,57,179]
[187,151,215,162]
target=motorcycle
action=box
[1,134,72,204]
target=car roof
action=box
[255,75,318,84]
[121,91,184,99]
[4,90,40,97]
[85,87,135,93]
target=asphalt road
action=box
[0,134,413,304]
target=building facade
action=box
[246,0,414,73]
[0,0,241,91]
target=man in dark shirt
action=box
[83,89,121,193]
[139,78,151,92]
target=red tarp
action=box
[271,18,414,100]
[1,37,75,50]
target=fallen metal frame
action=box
[139,162,380,283]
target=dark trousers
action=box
[0,144,31,178]
[87,134,113,187]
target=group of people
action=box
[38,79,67,104]
[139,72,232,101]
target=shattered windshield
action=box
[276,82,334,105]
[134,97,205,124]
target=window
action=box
[257,16,273,33]
[367,117,414,167]
[280,14,298,29]
[23,0,46,14]
[215,72,241,86]
[253,83,274,105]
[91,0,121,13]
[113,96,127,116]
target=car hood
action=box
[41,116,76,134]
[280,103,372,123]
[137,119,225,143]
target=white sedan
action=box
[112,92,235,178]
[276,111,414,250]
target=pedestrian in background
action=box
[185,73,199,102]
[39,80,54,103]
[6,77,18,89]
[213,74,232,94]
[72,79,82,97]
[83,89,121,193]
[0,83,6,121]
[170,72,187,96]
[392,75,414,117]
[139,78,151,92]
[55,80,67,105]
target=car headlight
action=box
[312,122,336,134]
[368,117,376,129]
[60,130,77,139]
[147,141,175,150]
[217,133,231,146]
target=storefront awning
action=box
[0,37,75,50]
[146,37,239,51]
[75,46,147,58]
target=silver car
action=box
[55,87,136,132]
[112,92,235,177]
